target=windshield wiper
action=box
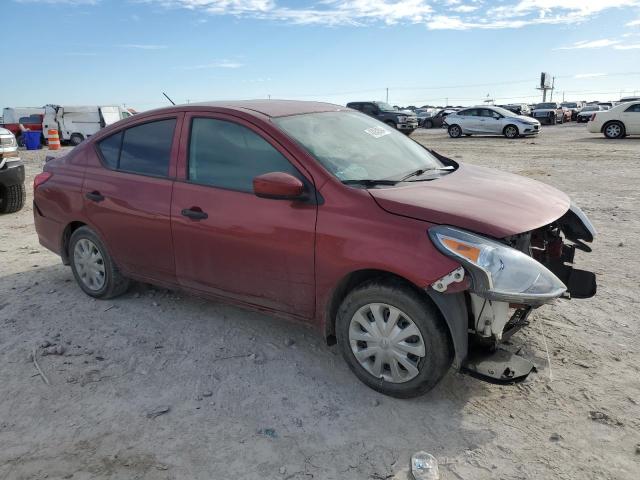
[342,179,398,187]
[397,166,454,182]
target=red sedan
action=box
[33,100,596,397]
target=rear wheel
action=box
[69,226,129,299]
[424,120,433,129]
[504,124,519,139]
[550,116,556,125]
[448,124,462,138]
[603,121,625,139]
[336,280,452,398]
[0,183,26,214]
[69,133,84,146]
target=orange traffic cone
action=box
[47,129,61,150]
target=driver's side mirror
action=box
[253,172,305,200]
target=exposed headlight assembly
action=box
[429,226,566,305]
[397,115,407,123]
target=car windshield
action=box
[535,103,557,109]
[374,102,397,112]
[582,105,599,111]
[562,102,578,108]
[274,111,445,182]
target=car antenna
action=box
[162,92,176,106]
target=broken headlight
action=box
[429,226,566,305]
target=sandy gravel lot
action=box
[1,123,638,480]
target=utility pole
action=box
[386,88,389,103]
[550,76,555,101]
[268,94,271,100]
[562,91,565,102]
[445,97,449,106]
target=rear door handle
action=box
[85,191,105,202]
[181,208,208,220]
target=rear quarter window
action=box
[96,118,176,177]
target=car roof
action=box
[142,100,348,119]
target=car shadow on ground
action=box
[0,264,507,479]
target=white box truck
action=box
[43,105,132,145]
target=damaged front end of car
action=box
[427,203,596,383]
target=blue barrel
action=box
[24,131,41,150]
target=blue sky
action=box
[3,0,640,111]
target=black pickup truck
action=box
[346,101,418,134]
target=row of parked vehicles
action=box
[0,105,133,147]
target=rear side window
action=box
[624,104,640,112]
[97,131,122,169]
[188,118,300,193]
[96,119,176,177]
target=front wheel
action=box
[0,183,26,213]
[448,124,462,138]
[550,116,556,125]
[603,121,625,139]
[504,125,519,139]
[336,280,452,398]
[69,133,84,146]
[69,226,130,299]
[424,120,433,129]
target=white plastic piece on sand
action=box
[411,451,439,480]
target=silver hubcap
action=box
[606,124,621,137]
[349,303,426,383]
[73,238,105,291]
[506,127,516,137]
[451,127,459,136]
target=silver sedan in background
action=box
[444,106,541,138]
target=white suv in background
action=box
[444,106,541,139]
[587,101,640,138]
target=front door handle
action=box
[181,207,208,220]
[85,191,105,202]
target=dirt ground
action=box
[1,123,638,480]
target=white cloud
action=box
[627,19,640,26]
[118,44,168,49]
[555,39,622,49]
[573,72,607,78]
[180,60,244,69]
[15,0,99,4]
[614,43,640,49]
[144,0,640,29]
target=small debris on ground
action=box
[549,433,563,442]
[588,411,623,426]
[257,428,277,438]
[146,405,171,419]
[284,338,295,347]
[202,391,213,397]
[411,451,439,480]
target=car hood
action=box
[510,114,539,123]
[368,163,570,238]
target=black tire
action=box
[448,124,462,138]
[69,133,84,146]
[424,120,433,129]
[550,116,556,125]
[603,121,625,139]
[69,226,129,299]
[17,135,25,148]
[0,183,26,214]
[385,121,397,129]
[503,124,519,139]
[464,134,472,137]
[336,280,452,398]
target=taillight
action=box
[590,113,596,121]
[34,172,53,190]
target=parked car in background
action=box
[1,107,45,146]
[43,105,130,146]
[415,108,437,126]
[498,104,531,116]
[422,109,457,129]
[561,102,583,121]
[32,100,596,398]
[598,102,613,110]
[619,96,640,103]
[346,101,418,134]
[444,106,541,138]
[0,127,25,213]
[532,102,566,125]
[587,100,640,138]
[576,105,603,123]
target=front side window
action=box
[188,118,300,192]
[274,111,444,182]
[96,118,176,177]
[361,104,377,115]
